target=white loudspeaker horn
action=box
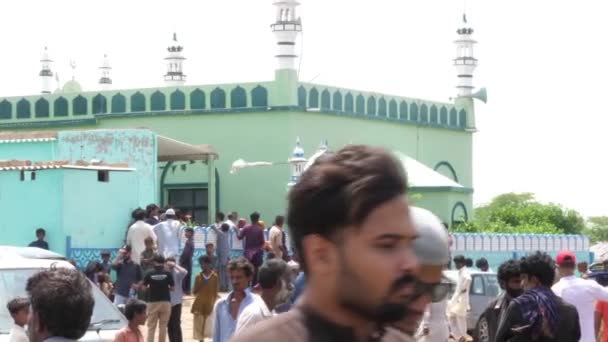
[471,87,488,103]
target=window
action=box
[332,91,342,111]
[355,95,365,115]
[297,86,307,107]
[17,99,31,119]
[131,92,146,112]
[168,188,208,225]
[471,275,484,295]
[151,91,166,111]
[309,88,319,108]
[211,88,226,109]
[251,86,268,107]
[92,94,107,114]
[98,170,109,182]
[170,90,186,110]
[190,89,205,110]
[378,98,387,117]
[35,98,50,118]
[321,89,330,109]
[111,93,126,113]
[367,96,376,115]
[0,100,11,119]
[73,96,87,115]
[389,100,397,119]
[344,93,354,112]
[399,101,408,120]
[230,87,247,108]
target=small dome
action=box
[167,33,183,53]
[62,80,82,93]
[292,138,305,158]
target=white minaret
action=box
[39,47,53,94]
[288,137,307,187]
[164,33,186,86]
[271,0,302,71]
[99,54,112,90]
[454,13,478,97]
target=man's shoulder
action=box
[230,310,304,342]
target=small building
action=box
[0,129,217,255]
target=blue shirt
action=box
[212,289,256,342]
[290,272,306,304]
[170,268,187,305]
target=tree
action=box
[585,216,608,243]
[452,192,585,235]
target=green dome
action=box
[62,80,82,93]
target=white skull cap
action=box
[410,206,450,266]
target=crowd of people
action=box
[7,144,608,342]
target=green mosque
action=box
[0,1,486,227]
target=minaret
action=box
[454,13,478,97]
[39,47,53,94]
[271,0,302,71]
[164,33,186,86]
[288,137,307,187]
[98,54,112,90]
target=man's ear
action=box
[301,234,338,277]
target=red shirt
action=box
[114,326,144,342]
[595,301,608,342]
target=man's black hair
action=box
[287,145,407,272]
[476,257,489,269]
[26,269,94,340]
[497,259,521,286]
[35,228,46,236]
[275,215,285,226]
[6,297,29,315]
[250,212,260,223]
[133,208,146,221]
[520,251,556,287]
[258,259,288,289]
[465,258,473,267]
[217,212,225,221]
[146,204,159,216]
[199,255,211,265]
[453,255,466,264]
[228,257,254,278]
[184,227,194,234]
[124,299,147,321]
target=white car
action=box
[0,247,127,342]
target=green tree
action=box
[584,216,608,243]
[451,192,585,235]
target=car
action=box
[0,247,127,342]
[444,269,500,331]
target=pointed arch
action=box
[449,108,458,126]
[309,88,319,108]
[321,89,331,109]
[170,90,186,110]
[355,94,365,115]
[430,105,438,123]
[92,94,107,114]
[440,106,448,125]
[332,91,342,111]
[230,86,247,108]
[378,98,387,117]
[367,96,376,115]
[458,109,467,127]
[399,101,408,120]
[211,88,226,109]
[297,86,307,107]
[389,99,397,119]
[35,98,49,118]
[251,85,268,107]
[0,100,11,119]
[190,89,205,110]
[111,93,126,113]
[17,99,31,118]
[409,103,419,122]
[344,93,354,113]
[73,96,87,115]
[420,104,428,122]
[131,92,146,112]
[54,97,68,117]
[151,91,166,111]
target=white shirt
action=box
[126,220,157,264]
[552,275,608,342]
[418,299,449,341]
[234,295,274,335]
[153,219,181,258]
[8,324,28,342]
[448,267,471,317]
[268,226,283,259]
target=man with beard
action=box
[474,260,523,342]
[392,207,451,342]
[26,269,94,342]
[229,145,418,342]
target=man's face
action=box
[505,276,523,298]
[13,307,29,327]
[455,261,464,270]
[101,254,110,262]
[206,245,215,255]
[202,262,211,273]
[230,269,251,292]
[152,208,159,217]
[578,263,588,274]
[329,197,418,324]
[37,233,45,241]
[185,231,193,239]
[398,264,443,334]
[135,309,147,325]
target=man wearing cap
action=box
[154,209,182,258]
[552,250,608,342]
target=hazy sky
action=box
[1,0,606,217]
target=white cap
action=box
[410,207,450,266]
[165,208,176,216]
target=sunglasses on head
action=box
[411,276,455,303]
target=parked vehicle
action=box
[444,269,500,331]
[0,246,126,342]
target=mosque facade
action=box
[0,0,485,227]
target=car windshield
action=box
[0,268,126,334]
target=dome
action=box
[167,33,183,53]
[62,80,82,93]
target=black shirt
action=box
[144,268,174,302]
[28,240,49,250]
[113,261,143,297]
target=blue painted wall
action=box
[0,141,57,162]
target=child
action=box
[6,297,29,342]
[113,299,147,342]
[205,243,218,271]
[140,237,157,275]
[191,256,219,342]
[98,272,114,299]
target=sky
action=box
[0,0,606,217]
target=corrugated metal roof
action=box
[0,131,57,143]
[0,165,62,171]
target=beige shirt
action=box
[268,226,283,259]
